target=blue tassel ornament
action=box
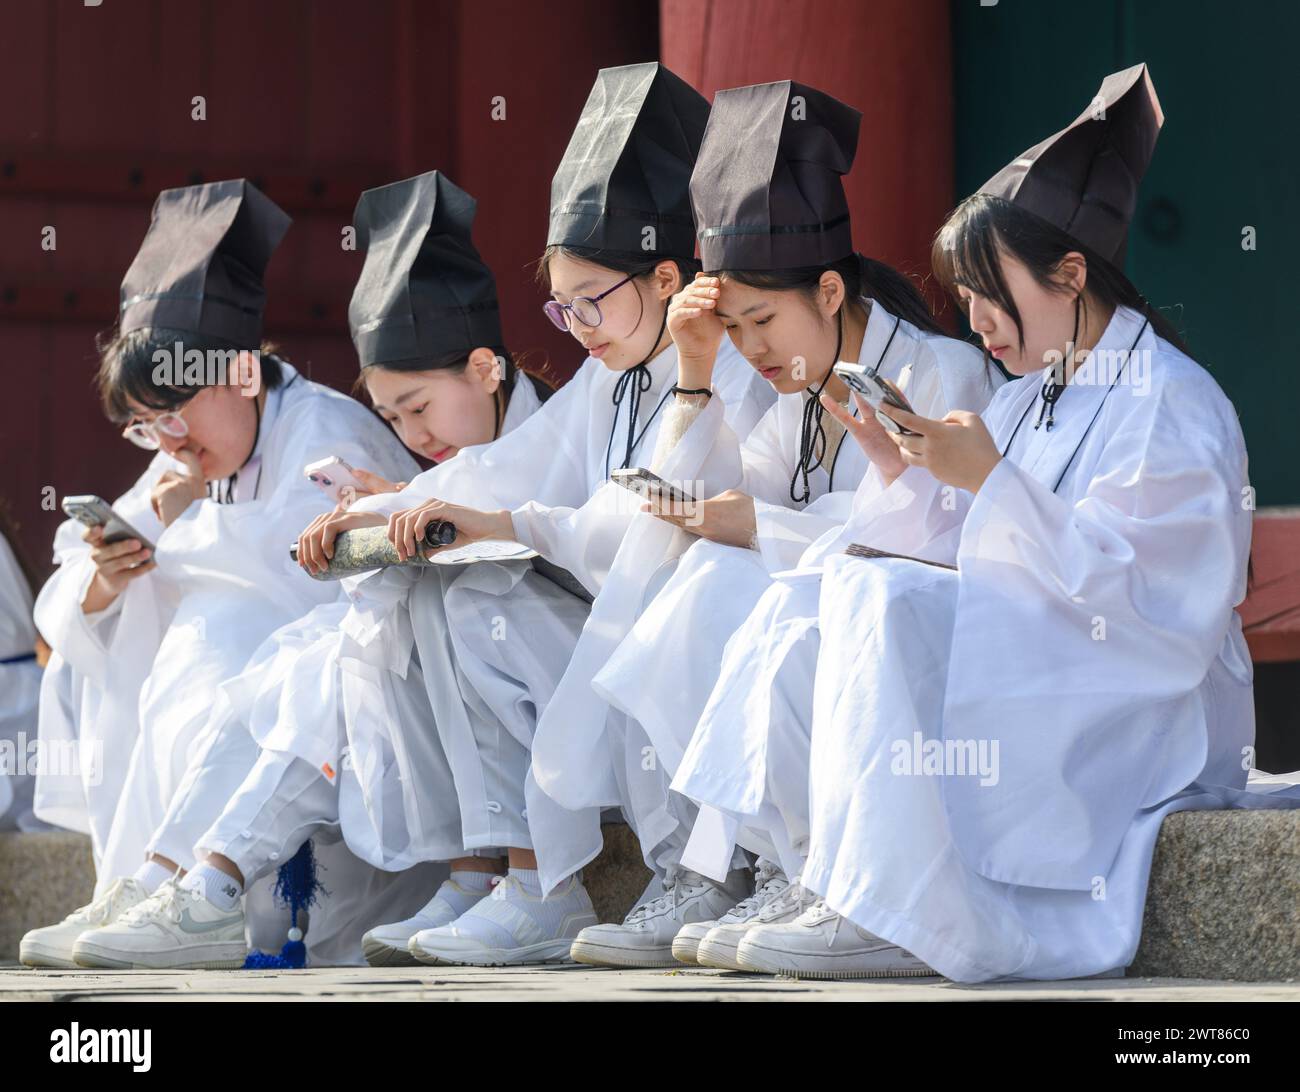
[242,840,322,969]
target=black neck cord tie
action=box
[791,322,845,504]
[1000,313,1151,494]
[790,308,901,504]
[604,304,673,479]
[1035,296,1081,432]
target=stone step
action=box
[2,811,1296,979]
[0,825,652,962]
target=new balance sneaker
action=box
[569,867,752,969]
[19,877,151,969]
[72,879,247,970]
[409,874,596,967]
[362,877,493,966]
[736,897,938,979]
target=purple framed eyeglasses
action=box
[542,273,635,331]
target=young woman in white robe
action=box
[699,69,1300,980]
[574,277,999,967]
[17,181,422,969]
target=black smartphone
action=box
[62,495,156,553]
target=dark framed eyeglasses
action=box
[542,273,636,331]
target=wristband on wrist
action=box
[671,386,712,398]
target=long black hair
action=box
[931,193,1189,355]
[95,325,287,424]
[717,251,944,336]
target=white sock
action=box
[133,859,175,895]
[179,863,243,911]
[508,867,542,896]
[450,869,498,893]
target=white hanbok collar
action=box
[211,359,296,504]
[1002,305,1154,491]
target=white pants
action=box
[143,697,444,966]
[673,570,823,881]
[436,561,600,874]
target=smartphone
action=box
[611,468,698,508]
[832,361,918,435]
[61,495,156,553]
[304,456,367,506]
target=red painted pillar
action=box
[660,0,954,312]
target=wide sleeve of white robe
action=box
[942,341,1254,890]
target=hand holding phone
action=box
[62,495,157,610]
[611,467,698,508]
[832,361,918,435]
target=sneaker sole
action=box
[18,940,79,970]
[695,935,745,971]
[569,939,678,969]
[410,938,576,967]
[737,940,937,980]
[72,940,247,971]
[670,932,706,965]
[363,936,421,967]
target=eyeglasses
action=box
[122,411,189,450]
[542,274,635,331]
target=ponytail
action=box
[854,254,943,336]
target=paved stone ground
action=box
[2,962,1297,1002]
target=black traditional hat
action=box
[548,62,708,260]
[979,63,1164,264]
[691,80,861,272]
[349,171,503,368]
[119,179,290,346]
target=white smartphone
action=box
[832,361,918,435]
[304,456,367,506]
[611,467,698,507]
[61,495,156,553]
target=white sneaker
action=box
[362,878,492,966]
[570,867,751,969]
[672,859,790,966]
[736,897,938,980]
[72,879,247,970]
[695,869,811,971]
[409,874,596,967]
[19,877,152,969]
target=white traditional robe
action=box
[32,364,418,892]
[681,304,1300,981]
[161,370,544,873]
[588,304,1000,848]
[0,533,44,831]
[325,342,774,871]
[529,304,998,892]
